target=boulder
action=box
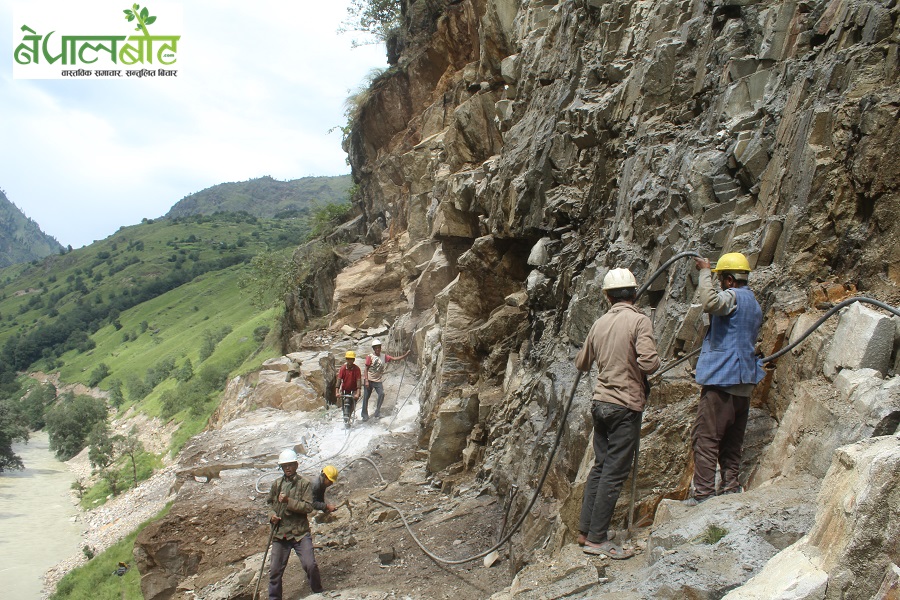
[409,247,457,311]
[824,303,895,379]
[254,370,321,412]
[502,545,601,599]
[427,391,480,472]
[725,434,900,600]
[752,373,900,483]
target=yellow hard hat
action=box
[711,252,751,273]
[323,465,338,482]
[345,351,356,359]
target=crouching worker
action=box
[312,465,338,516]
[575,268,659,559]
[267,449,323,597]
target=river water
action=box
[0,430,83,599]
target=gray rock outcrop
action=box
[724,433,900,600]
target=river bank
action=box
[39,461,176,598]
[0,431,82,600]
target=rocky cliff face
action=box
[334,0,900,595]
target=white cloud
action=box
[0,0,385,248]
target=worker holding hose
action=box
[266,449,324,597]
[685,252,766,506]
[575,268,659,558]
[311,465,338,514]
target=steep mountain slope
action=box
[165,174,354,219]
[0,189,63,267]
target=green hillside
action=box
[0,189,64,268]
[166,174,353,219]
[0,212,304,367]
[0,211,322,458]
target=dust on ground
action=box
[128,361,526,600]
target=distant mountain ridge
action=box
[166,175,353,219]
[0,189,63,268]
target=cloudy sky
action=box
[1,1,387,248]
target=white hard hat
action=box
[602,268,637,291]
[372,339,382,346]
[277,449,298,465]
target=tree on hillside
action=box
[87,420,118,471]
[18,382,57,430]
[0,396,28,471]
[118,427,144,488]
[108,379,124,408]
[88,363,111,387]
[44,393,108,460]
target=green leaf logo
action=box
[123,4,157,34]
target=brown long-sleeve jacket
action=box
[575,302,660,412]
[267,473,314,541]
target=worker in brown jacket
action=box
[575,268,659,559]
[267,449,323,597]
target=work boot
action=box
[682,495,710,507]
[373,411,381,419]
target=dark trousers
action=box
[361,381,384,417]
[268,534,322,598]
[691,386,750,499]
[578,401,641,544]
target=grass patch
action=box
[698,524,728,545]
[50,502,172,600]
[168,407,217,456]
[79,450,163,509]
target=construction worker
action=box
[360,339,410,421]
[267,449,323,596]
[575,268,659,558]
[335,350,362,407]
[312,465,338,513]
[685,252,765,505]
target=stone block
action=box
[495,99,514,127]
[734,216,763,237]
[508,545,602,598]
[400,240,440,277]
[431,200,480,239]
[500,54,519,84]
[527,237,552,266]
[714,183,742,203]
[720,543,828,600]
[407,193,432,242]
[427,393,480,472]
[861,6,893,44]
[711,225,732,249]
[735,136,770,181]
[757,218,783,267]
[410,248,456,311]
[701,200,736,224]
[824,302,895,379]
[726,57,761,82]
[674,304,705,347]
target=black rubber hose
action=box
[368,371,585,565]
[651,296,900,379]
[635,251,701,301]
